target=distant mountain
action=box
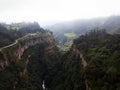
[47,16,120,34]
[46,16,120,47]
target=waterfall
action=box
[42,80,47,90]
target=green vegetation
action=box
[0,22,46,48]
[48,16,120,49]
[56,33,76,53]
[18,32,51,44]
[0,60,26,89]
[0,21,120,90]
[0,36,57,90]
[64,33,76,38]
[0,22,60,89]
[1,32,52,63]
[48,29,120,90]
[25,44,60,90]
[6,26,20,30]
[73,29,120,90]
[49,51,86,90]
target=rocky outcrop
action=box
[0,60,4,69]
[44,45,55,55]
[72,45,91,90]
[0,34,54,70]
[0,56,8,70]
[72,45,87,67]
[13,35,54,60]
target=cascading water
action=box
[42,80,47,90]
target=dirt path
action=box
[0,40,18,51]
[0,33,36,52]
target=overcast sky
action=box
[0,0,120,26]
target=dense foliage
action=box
[0,21,120,90]
[17,42,60,90]
[49,51,86,90]
[0,22,47,48]
[0,42,60,90]
[0,22,56,90]
[74,30,120,90]
[48,29,120,90]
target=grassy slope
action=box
[64,33,76,38]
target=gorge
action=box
[0,20,120,90]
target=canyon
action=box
[0,33,54,70]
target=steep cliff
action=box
[0,32,54,70]
[0,31,57,90]
[72,45,87,67]
[0,22,45,48]
[0,22,60,90]
[49,30,120,90]
[71,45,91,90]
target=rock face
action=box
[13,35,54,60]
[72,45,91,90]
[0,59,4,69]
[0,34,54,70]
[72,45,87,67]
[44,45,55,55]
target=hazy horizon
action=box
[0,0,120,26]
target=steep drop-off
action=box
[0,32,53,70]
[50,29,120,90]
[0,22,120,90]
[0,23,59,90]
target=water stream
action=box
[42,80,47,90]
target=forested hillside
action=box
[0,22,61,90]
[50,29,120,90]
[46,16,120,50]
[0,21,120,90]
[0,22,46,48]
[1,0,120,89]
